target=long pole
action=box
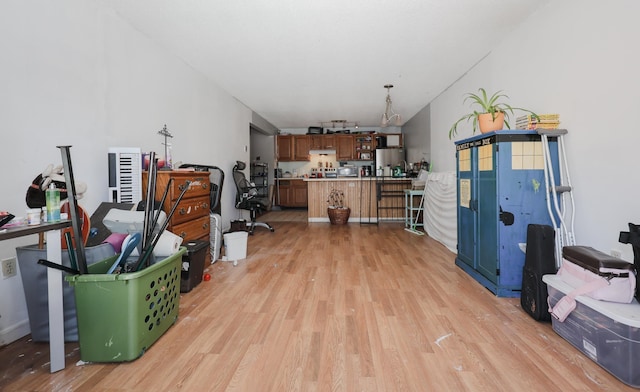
[57,145,88,274]
[131,180,191,272]
[141,151,156,252]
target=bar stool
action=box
[404,188,425,229]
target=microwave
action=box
[386,134,401,147]
[337,166,358,177]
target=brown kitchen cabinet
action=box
[142,170,211,244]
[336,135,355,160]
[310,134,336,149]
[293,135,311,161]
[292,181,308,206]
[277,135,294,161]
[277,179,308,207]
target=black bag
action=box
[521,224,556,321]
[619,222,640,301]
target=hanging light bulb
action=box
[380,84,401,127]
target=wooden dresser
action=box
[142,170,211,243]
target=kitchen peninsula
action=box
[305,177,412,223]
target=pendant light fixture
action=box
[380,84,401,127]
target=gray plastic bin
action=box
[16,243,116,342]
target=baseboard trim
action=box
[0,318,30,347]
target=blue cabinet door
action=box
[477,145,498,284]
[456,146,476,269]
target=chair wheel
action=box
[270,228,275,232]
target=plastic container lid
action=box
[543,274,640,327]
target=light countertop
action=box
[304,177,410,182]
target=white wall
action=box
[429,0,640,260]
[402,104,431,166]
[0,0,251,344]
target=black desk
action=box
[0,220,72,373]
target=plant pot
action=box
[478,112,505,133]
[327,207,350,225]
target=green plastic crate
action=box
[66,247,185,362]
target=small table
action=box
[404,189,425,229]
[0,220,72,373]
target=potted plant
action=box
[448,88,539,139]
[327,189,350,224]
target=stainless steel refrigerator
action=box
[375,148,405,173]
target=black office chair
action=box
[232,161,274,234]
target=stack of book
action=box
[515,114,560,130]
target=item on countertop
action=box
[26,208,41,225]
[393,166,403,177]
[45,183,61,222]
[25,164,87,208]
[1,216,25,229]
[0,212,15,228]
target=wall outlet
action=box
[2,257,17,278]
[611,249,623,259]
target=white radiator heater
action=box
[108,147,142,204]
[210,213,222,263]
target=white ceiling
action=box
[102,0,550,129]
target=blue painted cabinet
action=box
[455,131,559,297]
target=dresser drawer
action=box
[143,171,211,208]
[169,174,210,201]
[171,215,210,241]
[170,196,209,226]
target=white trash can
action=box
[223,231,248,265]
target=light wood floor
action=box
[1,212,633,391]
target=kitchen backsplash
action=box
[278,155,370,177]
